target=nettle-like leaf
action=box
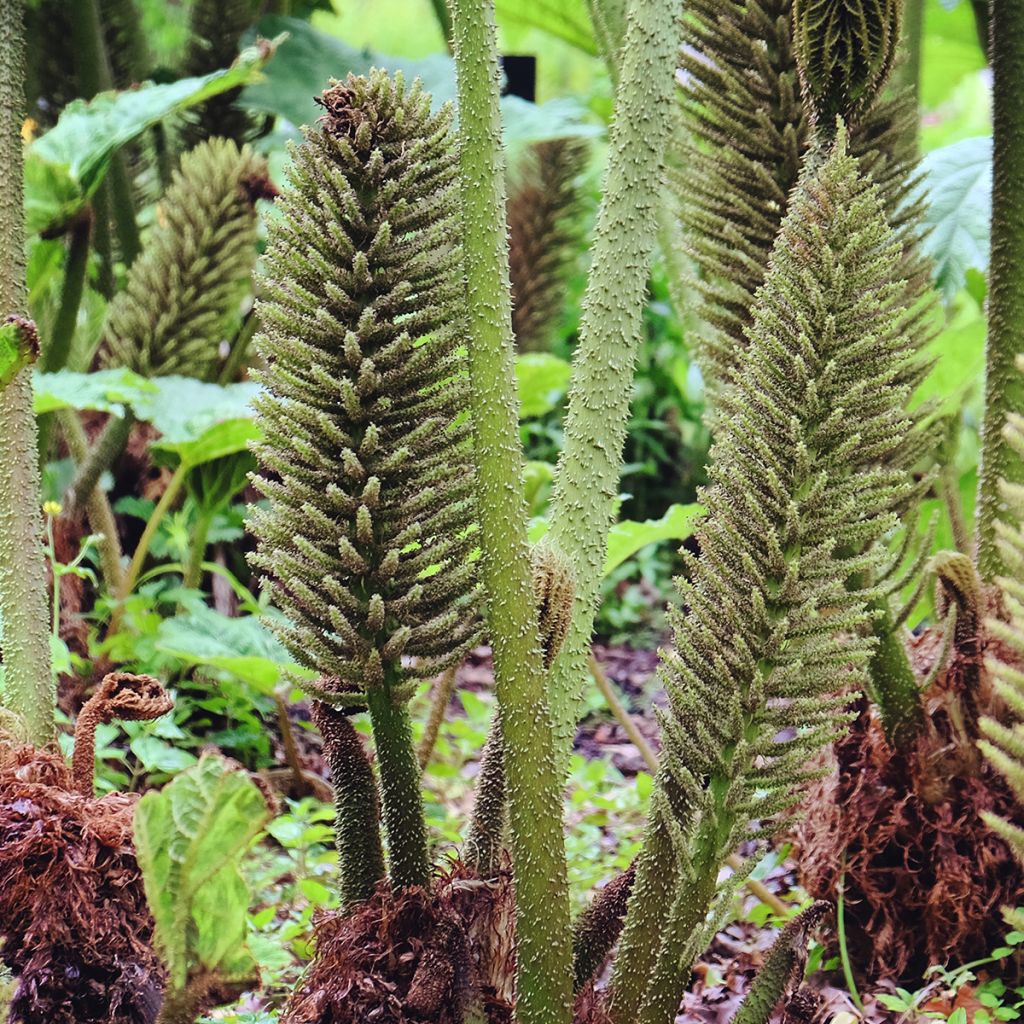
[792,0,902,125]
[103,140,274,379]
[677,0,926,395]
[134,753,272,995]
[249,71,481,706]
[612,132,930,1024]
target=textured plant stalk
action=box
[366,680,431,890]
[543,0,683,773]
[311,700,386,907]
[451,1,574,1019]
[65,408,134,516]
[866,597,924,750]
[464,717,507,877]
[0,0,54,746]
[976,0,1024,580]
[60,409,126,595]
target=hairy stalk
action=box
[731,902,832,1024]
[65,411,133,515]
[976,0,1024,580]
[451,2,573,1019]
[183,0,259,145]
[250,73,480,897]
[572,864,635,993]
[37,213,92,459]
[310,700,386,906]
[60,409,126,595]
[611,134,927,1024]
[543,0,684,770]
[464,719,507,877]
[0,1,53,746]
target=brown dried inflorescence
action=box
[798,598,1024,981]
[0,746,164,1023]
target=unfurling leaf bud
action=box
[793,0,902,127]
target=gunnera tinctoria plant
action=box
[609,127,929,1024]
[249,72,481,896]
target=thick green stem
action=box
[0,0,54,746]
[976,0,1024,580]
[65,411,134,515]
[60,409,126,595]
[68,0,139,267]
[182,507,213,591]
[543,0,683,771]
[37,214,92,459]
[41,216,91,375]
[897,0,924,103]
[366,681,431,890]
[867,597,924,750]
[451,1,574,1020]
[311,700,386,908]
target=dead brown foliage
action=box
[798,605,1024,981]
[0,745,163,1023]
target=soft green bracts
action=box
[249,72,480,890]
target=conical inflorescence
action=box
[103,138,272,379]
[611,131,930,1024]
[249,72,480,889]
[677,0,925,395]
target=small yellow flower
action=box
[42,500,62,517]
[21,117,37,143]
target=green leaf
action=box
[241,17,599,149]
[919,136,992,300]
[912,292,986,415]
[154,606,308,694]
[129,735,198,774]
[242,16,456,126]
[495,0,598,54]
[33,367,156,415]
[602,503,704,577]
[130,377,263,469]
[949,1008,968,1024]
[25,41,278,236]
[516,352,572,418]
[134,754,272,991]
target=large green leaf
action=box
[241,16,599,148]
[919,135,991,300]
[154,606,309,693]
[131,377,263,469]
[495,0,598,54]
[25,40,278,235]
[33,367,155,415]
[134,754,272,991]
[516,352,572,418]
[603,503,704,577]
